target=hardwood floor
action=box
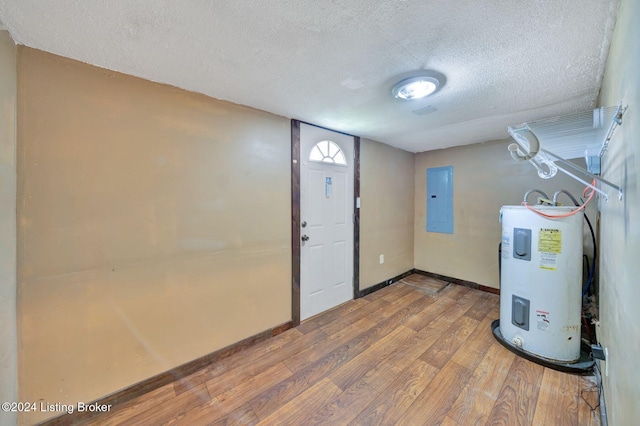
[86,280,601,425]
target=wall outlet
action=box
[379,254,384,264]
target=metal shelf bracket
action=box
[507,103,627,202]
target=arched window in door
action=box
[309,140,347,165]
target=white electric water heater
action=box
[499,206,583,362]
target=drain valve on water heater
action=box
[512,336,524,348]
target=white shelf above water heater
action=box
[507,104,627,201]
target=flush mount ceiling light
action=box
[392,73,444,100]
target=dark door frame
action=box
[291,119,360,326]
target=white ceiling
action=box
[0,0,620,152]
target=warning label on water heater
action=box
[539,229,562,253]
[538,229,561,270]
[536,310,550,332]
[501,234,510,260]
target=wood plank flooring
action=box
[86,281,601,425]
[399,273,449,295]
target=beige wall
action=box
[597,0,640,423]
[0,30,18,426]
[414,140,594,288]
[17,48,291,424]
[359,138,414,289]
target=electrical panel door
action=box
[427,166,454,234]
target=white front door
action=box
[300,123,354,321]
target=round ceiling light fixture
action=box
[392,73,444,100]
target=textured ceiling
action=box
[0,0,620,152]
